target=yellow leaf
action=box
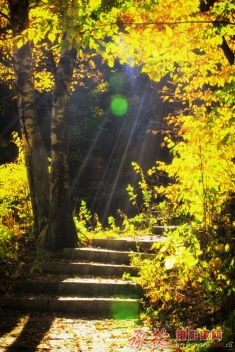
[108,57,114,67]
[48,31,56,43]
[196,249,203,256]
[162,86,169,91]
[163,95,169,102]
[184,255,198,267]
[217,244,224,252]
[16,38,24,49]
[75,36,80,45]
[225,244,230,252]
[166,25,173,38]
[211,257,222,269]
[88,59,96,68]
[89,0,101,9]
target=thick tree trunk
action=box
[48,46,78,250]
[7,0,50,235]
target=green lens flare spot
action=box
[110,95,128,116]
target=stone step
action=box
[15,278,142,298]
[41,262,137,277]
[1,296,140,318]
[91,236,165,251]
[3,237,160,319]
[63,247,154,264]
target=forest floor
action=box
[0,309,159,351]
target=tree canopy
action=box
[107,0,235,228]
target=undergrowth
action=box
[126,162,235,350]
[0,133,33,278]
[73,199,155,244]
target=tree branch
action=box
[101,20,235,28]
[220,36,234,65]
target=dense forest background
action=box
[0,58,174,224]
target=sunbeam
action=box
[70,116,107,196]
[91,81,150,224]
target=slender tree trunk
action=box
[8,1,78,248]
[48,46,78,250]
[7,0,50,235]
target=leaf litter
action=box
[0,310,157,351]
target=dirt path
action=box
[0,310,161,351]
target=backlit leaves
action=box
[0,133,33,238]
[0,0,128,91]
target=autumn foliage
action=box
[0,0,235,341]
[110,0,235,336]
[0,133,33,259]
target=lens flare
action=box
[110,95,128,116]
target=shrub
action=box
[0,132,33,260]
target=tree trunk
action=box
[7,0,50,235]
[48,46,78,251]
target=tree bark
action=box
[7,0,50,235]
[48,45,78,250]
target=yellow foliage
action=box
[109,0,235,233]
[89,0,101,10]
[34,70,54,91]
[0,132,33,236]
[114,0,235,231]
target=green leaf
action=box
[143,4,151,11]
[210,187,217,195]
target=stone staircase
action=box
[1,233,165,319]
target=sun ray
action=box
[92,82,150,224]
